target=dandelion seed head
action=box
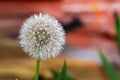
[19,13,65,60]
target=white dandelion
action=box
[19,13,65,60]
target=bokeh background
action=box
[0,0,120,80]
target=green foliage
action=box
[51,60,75,80]
[115,12,120,53]
[51,69,75,80]
[99,50,120,80]
[57,60,67,80]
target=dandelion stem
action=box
[35,58,40,80]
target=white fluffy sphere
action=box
[19,13,65,60]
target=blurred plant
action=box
[114,12,120,53]
[19,13,65,80]
[99,50,119,80]
[99,12,120,80]
[57,60,67,80]
[51,60,75,80]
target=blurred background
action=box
[0,0,120,80]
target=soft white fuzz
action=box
[19,13,65,60]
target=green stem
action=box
[35,58,40,80]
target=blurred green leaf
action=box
[57,60,67,80]
[114,12,120,53]
[51,69,75,80]
[54,60,75,80]
[99,50,120,80]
